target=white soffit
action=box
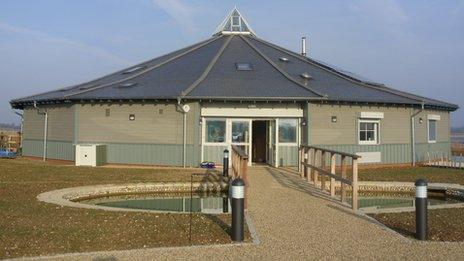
[356,152,381,164]
[360,112,384,119]
[427,114,441,120]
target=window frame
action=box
[427,119,437,143]
[278,118,298,145]
[204,118,227,145]
[358,119,380,145]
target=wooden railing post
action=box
[299,146,304,178]
[306,148,312,182]
[320,151,326,191]
[351,158,358,211]
[340,155,347,203]
[313,149,319,185]
[330,153,336,197]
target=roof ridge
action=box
[239,35,325,98]
[63,35,224,99]
[250,37,426,104]
[180,35,234,97]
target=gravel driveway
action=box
[28,166,464,260]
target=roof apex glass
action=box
[213,7,256,36]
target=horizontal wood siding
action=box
[22,139,75,161]
[279,145,298,166]
[203,146,228,164]
[315,142,450,164]
[104,143,195,166]
[23,105,74,141]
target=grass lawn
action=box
[358,166,464,185]
[0,158,246,259]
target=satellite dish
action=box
[182,104,190,113]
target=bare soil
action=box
[0,158,249,259]
[371,208,464,241]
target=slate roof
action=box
[11,16,458,111]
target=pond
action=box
[344,192,463,211]
[79,193,230,214]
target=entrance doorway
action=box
[252,121,267,163]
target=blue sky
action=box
[1,0,463,126]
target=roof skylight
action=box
[279,57,290,63]
[300,73,313,80]
[116,82,138,89]
[122,66,146,74]
[236,62,253,71]
[213,8,256,36]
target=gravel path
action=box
[27,166,464,260]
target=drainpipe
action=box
[12,110,23,153]
[177,98,187,168]
[33,101,48,161]
[411,102,425,166]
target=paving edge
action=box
[5,212,260,261]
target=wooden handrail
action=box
[299,145,360,211]
[300,145,361,159]
[231,145,249,208]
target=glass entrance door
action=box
[267,120,277,167]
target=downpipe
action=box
[411,102,425,166]
[12,110,23,153]
[177,98,188,168]
[33,101,48,161]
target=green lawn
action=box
[359,166,464,185]
[0,158,243,259]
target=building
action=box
[10,8,458,167]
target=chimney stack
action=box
[301,36,307,56]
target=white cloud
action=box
[0,22,131,66]
[152,0,197,33]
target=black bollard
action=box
[231,178,245,242]
[415,179,428,240]
[223,149,229,177]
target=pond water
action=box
[344,193,463,211]
[79,194,230,214]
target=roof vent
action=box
[122,66,146,74]
[236,62,253,71]
[78,84,100,90]
[300,73,313,80]
[116,82,138,89]
[279,57,290,63]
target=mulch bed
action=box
[0,158,250,259]
[371,208,464,241]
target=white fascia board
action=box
[360,112,384,119]
[427,114,441,121]
[201,106,303,117]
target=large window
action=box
[428,119,437,143]
[278,119,297,143]
[205,119,226,143]
[232,121,249,143]
[358,120,379,145]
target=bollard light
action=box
[223,149,229,177]
[231,178,245,242]
[415,179,428,240]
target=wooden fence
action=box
[298,145,360,210]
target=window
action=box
[232,121,249,143]
[235,62,253,71]
[278,119,297,143]
[358,120,379,145]
[428,119,437,143]
[205,120,226,143]
[105,108,110,117]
